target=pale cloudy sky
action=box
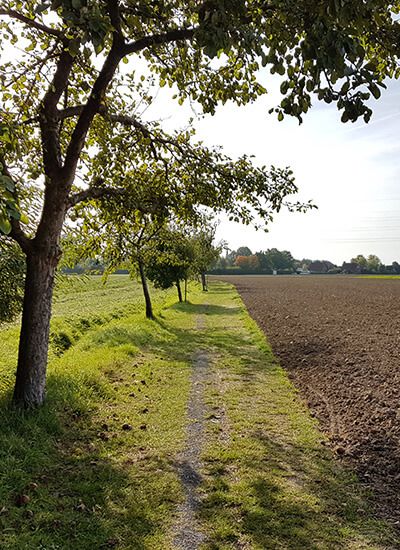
[147,77,400,265]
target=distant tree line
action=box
[211,248,400,276]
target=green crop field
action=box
[0,276,397,549]
[357,275,400,280]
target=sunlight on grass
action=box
[0,277,397,549]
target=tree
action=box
[0,241,25,324]
[190,226,221,291]
[145,227,196,303]
[367,254,382,272]
[351,254,368,269]
[256,251,272,271]
[1,1,399,406]
[263,248,295,272]
[392,261,400,274]
[235,254,260,271]
[236,246,253,257]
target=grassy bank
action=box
[0,277,397,549]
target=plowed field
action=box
[216,275,400,523]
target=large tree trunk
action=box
[176,280,183,303]
[138,259,154,319]
[184,278,188,302]
[13,247,60,408]
[201,272,208,292]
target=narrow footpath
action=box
[173,315,208,549]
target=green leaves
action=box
[0,241,25,323]
[0,175,15,193]
[0,215,11,235]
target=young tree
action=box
[1,1,399,406]
[145,227,196,303]
[191,225,221,291]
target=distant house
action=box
[342,262,362,274]
[309,260,336,274]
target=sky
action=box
[145,77,400,265]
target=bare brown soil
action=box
[215,275,400,523]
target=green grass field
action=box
[357,275,400,279]
[0,276,397,549]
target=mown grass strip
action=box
[195,281,398,549]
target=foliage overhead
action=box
[1,0,399,240]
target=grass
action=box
[356,275,400,280]
[195,282,398,549]
[0,276,397,549]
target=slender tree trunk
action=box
[201,272,208,292]
[138,259,154,319]
[184,278,188,302]
[13,247,60,408]
[176,280,183,303]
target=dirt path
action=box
[173,316,208,549]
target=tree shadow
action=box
[0,372,178,549]
[169,302,241,317]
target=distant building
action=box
[309,260,336,274]
[342,262,362,274]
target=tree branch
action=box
[67,185,120,208]
[57,104,85,119]
[40,49,75,179]
[0,9,66,40]
[123,27,195,55]
[62,41,124,179]
[9,219,32,254]
[107,0,123,35]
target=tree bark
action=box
[201,272,208,292]
[13,247,60,408]
[184,278,188,302]
[176,280,183,303]
[138,258,154,319]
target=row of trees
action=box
[1,1,399,407]
[0,219,220,324]
[213,248,400,275]
[68,216,220,319]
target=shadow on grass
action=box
[199,387,397,549]
[170,301,241,317]
[0,372,176,549]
